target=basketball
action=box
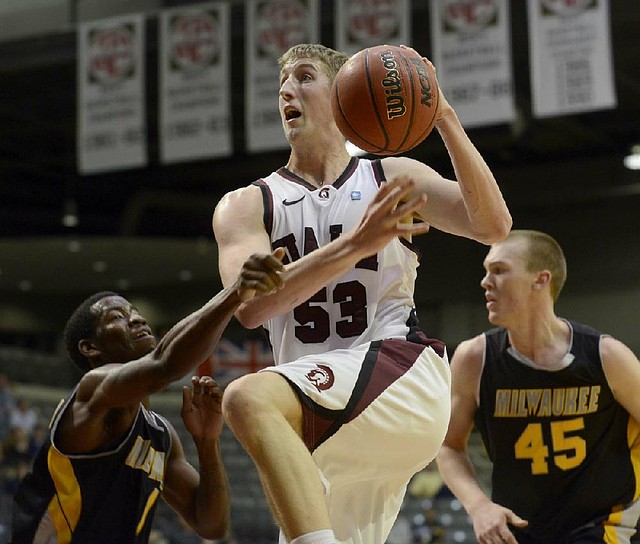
[331,45,439,155]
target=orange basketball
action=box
[331,45,439,155]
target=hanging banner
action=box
[527,0,616,118]
[77,14,147,174]
[245,0,319,153]
[429,0,515,128]
[335,0,411,56]
[159,2,231,163]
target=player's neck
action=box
[286,147,352,188]
[507,315,570,365]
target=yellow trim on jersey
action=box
[628,417,640,500]
[602,418,640,543]
[47,446,82,543]
[136,487,160,535]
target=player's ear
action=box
[533,270,551,290]
[78,339,101,359]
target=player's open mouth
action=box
[284,107,301,121]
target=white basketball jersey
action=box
[253,157,421,365]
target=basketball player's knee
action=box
[221,375,266,429]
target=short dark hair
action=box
[63,291,120,373]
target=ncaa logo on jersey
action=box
[306,364,335,392]
[350,191,361,200]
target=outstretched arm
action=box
[214,176,429,329]
[77,249,285,410]
[436,335,527,544]
[382,56,512,244]
[162,376,230,539]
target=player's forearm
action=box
[235,230,367,328]
[152,286,241,383]
[436,108,512,244]
[192,438,230,538]
[436,445,492,516]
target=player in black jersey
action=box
[437,230,640,544]
[10,250,285,544]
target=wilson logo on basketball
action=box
[409,58,435,109]
[379,49,406,120]
[306,364,335,392]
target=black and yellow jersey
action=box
[11,388,172,544]
[475,320,640,543]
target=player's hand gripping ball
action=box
[331,44,439,155]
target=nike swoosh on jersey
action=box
[282,195,306,206]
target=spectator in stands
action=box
[3,427,32,468]
[0,373,16,441]
[26,423,46,460]
[8,398,37,436]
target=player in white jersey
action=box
[213,44,512,544]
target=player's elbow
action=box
[194,510,229,540]
[476,213,512,245]
[234,305,264,330]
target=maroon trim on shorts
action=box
[294,338,436,452]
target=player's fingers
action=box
[182,384,193,409]
[191,375,203,395]
[399,221,430,237]
[506,512,528,527]
[239,270,281,293]
[371,178,418,219]
[393,193,428,218]
[378,176,415,201]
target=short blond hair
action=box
[279,44,349,83]
[502,230,567,301]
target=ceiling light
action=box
[92,261,107,272]
[117,279,130,290]
[624,145,640,170]
[179,270,193,282]
[62,198,79,228]
[67,240,82,253]
[18,280,32,292]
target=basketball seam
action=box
[393,51,415,154]
[364,47,389,153]
[333,80,383,153]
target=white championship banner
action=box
[245,0,319,153]
[335,0,411,56]
[159,2,232,163]
[527,0,616,118]
[77,13,147,174]
[429,0,515,128]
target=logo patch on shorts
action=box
[305,364,335,392]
